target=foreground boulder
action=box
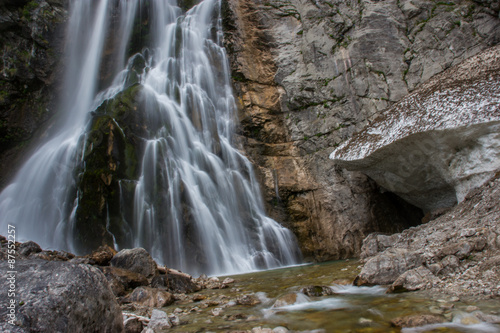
[330,45,500,212]
[0,259,123,332]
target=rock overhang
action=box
[330,45,500,212]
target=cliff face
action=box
[223,0,500,260]
[0,0,67,188]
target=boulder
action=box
[330,45,500,212]
[99,266,148,296]
[18,241,42,256]
[148,309,172,330]
[123,317,143,333]
[151,269,199,293]
[389,266,440,292]
[125,286,174,308]
[0,260,123,332]
[354,248,423,285]
[110,248,157,278]
[272,293,300,308]
[89,245,117,265]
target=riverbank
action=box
[1,235,500,332]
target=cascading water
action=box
[0,0,301,275]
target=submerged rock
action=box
[330,46,500,212]
[236,294,262,306]
[390,314,446,328]
[0,259,123,332]
[300,286,335,297]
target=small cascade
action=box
[0,0,301,276]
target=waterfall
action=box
[0,0,301,275]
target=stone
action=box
[330,46,500,212]
[389,266,440,292]
[355,248,423,285]
[148,309,171,330]
[124,317,143,333]
[168,314,181,326]
[360,233,399,258]
[0,259,123,332]
[223,277,236,284]
[126,287,174,308]
[300,286,335,297]
[89,245,117,265]
[272,294,298,308]
[390,314,446,328]
[18,241,42,256]
[100,266,149,293]
[252,327,273,333]
[236,294,262,306]
[151,269,199,293]
[110,248,158,278]
[460,316,481,325]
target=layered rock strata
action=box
[223,0,500,259]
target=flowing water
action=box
[0,0,300,275]
[160,260,500,333]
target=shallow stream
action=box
[162,260,500,332]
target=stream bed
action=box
[159,260,500,332]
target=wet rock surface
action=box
[356,175,500,298]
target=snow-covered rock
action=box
[330,45,500,212]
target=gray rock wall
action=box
[224,0,500,260]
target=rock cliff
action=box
[0,0,67,188]
[223,0,500,260]
[331,45,500,212]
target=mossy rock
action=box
[74,85,145,254]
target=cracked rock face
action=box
[330,46,500,212]
[224,0,500,259]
